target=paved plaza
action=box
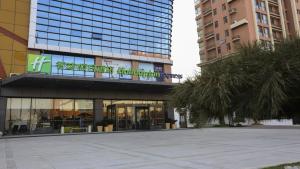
[1,128,300,169]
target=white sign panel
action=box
[139,62,156,81]
[102,59,132,80]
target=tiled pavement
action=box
[1,128,300,169]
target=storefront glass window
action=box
[31,99,54,133]
[5,98,31,134]
[5,98,94,135]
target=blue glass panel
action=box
[63,56,74,76]
[85,58,95,77]
[74,57,84,76]
[36,0,173,57]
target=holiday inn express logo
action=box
[27,54,51,74]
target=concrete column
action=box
[95,57,102,78]
[278,0,287,38]
[290,0,300,36]
[94,99,104,123]
[132,61,139,81]
[164,64,172,83]
[265,0,275,46]
[0,97,7,132]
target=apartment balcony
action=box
[227,0,236,3]
[198,37,204,43]
[232,35,241,42]
[273,37,283,43]
[271,24,282,31]
[206,44,216,51]
[195,0,201,7]
[203,20,213,27]
[201,0,210,4]
[229,8,237,15]
[203,7,213,16]
[268,0,279,6]
[200,50,205,56]
[199,41,205,48]
[205,31,215,40]
[197,25,203,31]
[230,19,249,29]
[269,10,280,18]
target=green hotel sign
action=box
[27,54,161,78]
[27,54,51,74]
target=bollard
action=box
[88,125,92,133]
[61,126,64,134]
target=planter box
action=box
[97,126,103,132]
[108,124,113,132]
[104,126,110,132]
[165,123,170,129]
[171,124,176,129]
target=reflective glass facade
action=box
[5,98,166,135]
[35,0,173,58]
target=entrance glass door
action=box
[135,107,150,130]
[116,105,135,130]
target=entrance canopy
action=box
[1,73,175,92]
[0,73,176,100]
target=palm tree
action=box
[171,38,300,126]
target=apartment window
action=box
[225,30,229,37]
[257,13,268,24]
[227,43,231,51]
[215,21,219,28]
[218,47,221,54]
[297,9,300,15]
[222,4,226,11]
[213,8,217,15]
[256,0,266,10]
[216,33,220,40]
[258,26,270,38]
[223,16,228,24]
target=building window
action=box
[227,43,231,51]
[223,16,228,24]
[256,0,266,10]
[225,30,229,37]
[256,13,268,24]
[213,8,217,15]
[215,21,219,28]
[217,47,221,54]
[258,26,270,38]
[222,4,226,11]
[216,33,220,40]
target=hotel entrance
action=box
[103,100,166,131]
[135,106,150,130]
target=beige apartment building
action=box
[194,0,300,65]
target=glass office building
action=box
[0,0,180,136]
[34,0,172,58]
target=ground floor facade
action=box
[0,74,178,135]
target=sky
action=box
[171,0,200,82]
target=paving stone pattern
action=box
[1,128,300,169]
